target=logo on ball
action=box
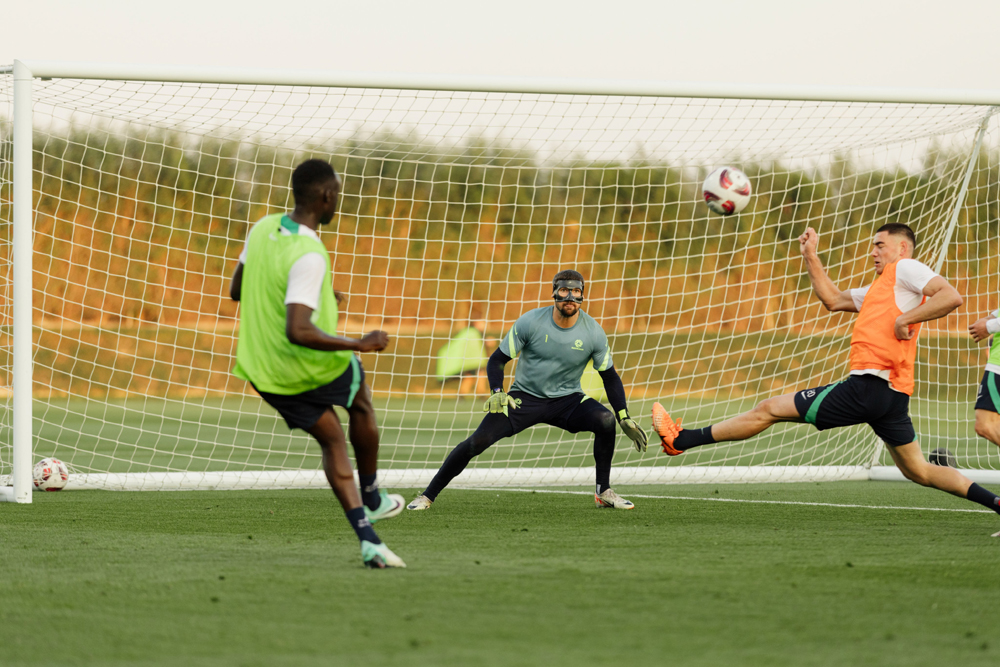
[703,166,752,216]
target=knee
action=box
[596,411,617,438]
[349,393,374,419]
[754,398,780,419]
[466,433,493,457]
[975,419,989,440]
[975,416,999,443]
[898,460,933,487]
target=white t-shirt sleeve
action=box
[850,286,870,310]
[284,253,327,310]
[894,259,937,296]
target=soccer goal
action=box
[3,60,1000,502]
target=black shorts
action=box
[793,374,915,447]
[974,371,1000,413]
[505,390,611,435]
[253,356,364,431]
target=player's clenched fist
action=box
[483,390,518,417]
[798,227,819,257]
[357,330,390,352]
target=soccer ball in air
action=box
[33,457,69,491]
[703,166,752,216]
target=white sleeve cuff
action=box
[986,319,1000,335]
[850,287,869,311]
[285,253,327,310]
[895,259,937,294]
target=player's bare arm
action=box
[285,302,389,352]
[893,276,963,340]
[798,227,856,312]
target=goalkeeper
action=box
[407,270,648,511]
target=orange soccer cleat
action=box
[651,402,684,456]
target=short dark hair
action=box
[292,159,338,205]
[552,269,585,290]
[875,223,916,248]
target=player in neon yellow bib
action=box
[230,159,405,568]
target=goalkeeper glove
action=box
[483,389,518,417]
[617,409,648,453]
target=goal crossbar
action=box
[12,60,1000,106]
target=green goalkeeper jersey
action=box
[232,213,352,394]
[499,306,613,399]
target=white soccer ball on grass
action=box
[33,457,69,491]
[703,166,752,216]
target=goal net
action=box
[2,64,999,496]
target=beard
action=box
[556,301,579,317]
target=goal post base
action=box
[11,467,1000,493]
[0,486,31,503]
[49,466,871,492]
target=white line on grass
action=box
[462,487,994,514]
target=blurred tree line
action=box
[3,126,995,331]
[0,124,997,397]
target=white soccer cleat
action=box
[406,495,433,511]
[992,530,1000,538]
[595,488,635,510]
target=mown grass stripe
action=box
[465,486,995,514]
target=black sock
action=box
[675,426,716,451]
[359,473,381,511]
[345,507,381,544]
[594,433,614,494]
[966,483,1000,515]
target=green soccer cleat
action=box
[595,488,635,510]
[361,540,406,569]
[364,491,405,523]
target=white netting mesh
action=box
[1,71,998,489]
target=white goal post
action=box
[4,60,1000,502]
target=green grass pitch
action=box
[3,482,1000,666]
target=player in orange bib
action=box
[652,223,1000,529]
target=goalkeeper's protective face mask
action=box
[552,279,584,304]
